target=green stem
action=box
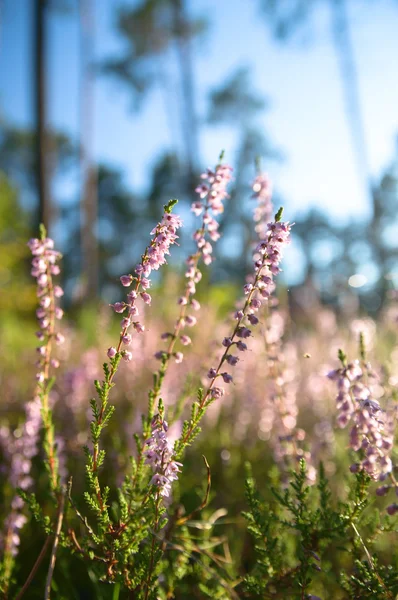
[112,581,121,600]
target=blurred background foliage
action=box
[1,0,398,315]
[1,2,398,597]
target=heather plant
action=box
[0,158,397,600]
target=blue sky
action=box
[1,0,398,225]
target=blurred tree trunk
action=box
[80,0,98,299]
[34,0,52,232]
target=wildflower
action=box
[111,206,182,362]
[387,504,398,516]
[144,415,182,499]
[120,274,133,286]
[328,358,394,480]
[28,233,64,389]
[153,159,232,380]
[0,397,41,561]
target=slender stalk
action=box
[15,536,53,600]
[112,581,121,600]
[177,248,275,452]
[40,256,58,491]
[144,493,161,600]
[44,492,65,599]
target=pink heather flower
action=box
[53,286,64,298]
[40,296,51,308]
[252,173,273,240]
[120,275,133,287]
[328,358,394,481]
[174,352,183,363]
[122,351,133,362]
[28,234,64,386]
[221,372,233,384]
[140,292,152,305]
[185,315,197,327]
[154,158,232,365]
[144,415,182,500]
[122,334,132,345]
[387,504,398,516]
[208,368,217,378]
[111,207,182,366]
[191,299,200,311]
[107,347,117,358]
[236,326,251,338]
[250,298,262,310]
[55,333,65,345]
[0,397,41,560]
[248,314,259,325]
[226,354,239,366]
[111,302,126,313]
[210,387,225,399]
[141,277,150,289]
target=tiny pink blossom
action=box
[221,372,233,384]
[111,302,126,313]
[191,299,200,311]
[180,335,191,346]
[53,286,64,298]
[141,292,152,305]
[55,333,65,345]
[120,274,133,287]
[122,334,132,345]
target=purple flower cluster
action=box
[252,173,273,240]
[207,217,292,398]
[250,176,316,480]
[108,211,182,361]
[144,415,182,499]
[328,360,394,480]
[155,162,233,366]
[0,398,41,557]
[193,164,232,216]
[28,236,64,384]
